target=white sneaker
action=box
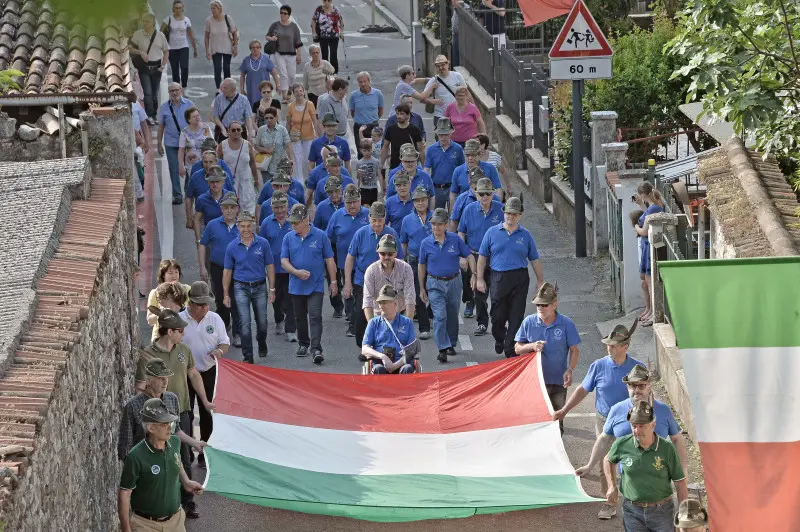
[275,321,285,335]
[286,332,298,343]
[598,503,617,519]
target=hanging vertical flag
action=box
[660,257,800,531]
[203,355,599,522]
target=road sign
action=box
[549,0,613,59]
[549,57,612,80]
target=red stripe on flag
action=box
[517,0,572,27]
[701,441,800,531]
[215,355,552,433]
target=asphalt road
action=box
[136,1,625,530]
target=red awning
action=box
[518,0,573,26]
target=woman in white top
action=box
[161,0,197,88]
[204,0,239,89]
[129,13,169,122]
[302,43,335,107]
[474,133,514,200]
[217,120,261,214]
[177,106,213,178]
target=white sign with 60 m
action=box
[549,57,612,80]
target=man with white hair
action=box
[349,72,384,159]
[157,83,194,204]
[212,78,255,141]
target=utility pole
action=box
[572,80,586,257]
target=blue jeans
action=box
[373,363,415,374]
[137,63,162,118]
[622,498,675,532]
[426,276,461,350]
[233,281,268,361]
[164,146,183,200]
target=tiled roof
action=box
[0,0,132,96]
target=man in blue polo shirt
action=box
[361,284,419,374]
[189,140,233,181]
[198,192,241,346]
[257,157,305,205]
[418,208,475,363]
[477,197,544,358]
[281,204,338,364]
[424,118,465,209]
[222,211,275,364]
[327,185,370,332]
[344,202,404,347]
[400,186,433,340]
[574,363,688,521]
[259,171,299,224]
[313,176,344,231]
[259,191,297,343]
[306,146,352,195]
[308,113,352,175]
[313,156,354,205]
[450,139,502,209]
[385,171,414,228]
[192,167,230,244]
[514,283,580,435]
[458,178,503,336]
[156,84,194,204]
[186,154,235,230]
[349,72,384,159]
[385,145,434,207]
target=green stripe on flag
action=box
[204,448,599,522]
[659,257,800,349]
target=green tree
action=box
[669,0,800,161]
[0,69,23,95]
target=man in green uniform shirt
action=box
[118,398,204,531]
[606,400,688,532]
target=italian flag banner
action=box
[660,257,800,531]
[203,355,598,522]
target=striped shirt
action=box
[362,259,416,312]
[212,93,253,128]
[487,150,503,169]
[117,391,181,460]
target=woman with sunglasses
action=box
[311,0,344,73]
[253,81,283,127]
[266,5,303,103]
[218,120,261,214]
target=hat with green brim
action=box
[430,207,448,224]
[144,357,174,377]
[271,171,292,185]
[376,234,398,253]
[369,202,386,219]
[400,146,419,161]
[141,397,179,424]
[532,282,558,305]
[503,197,523,214]
[393,171,411,186]
[237,211,256,223]
[343,184,361,202]
[622,364,650,384]
[674,499,708,528]
[205,165,225,182]
[220,191,239,206]
[463,138,481,155]
[322,113,338,126]
[626,400,655,424]
[412,185,430,200]
[375,283,398,302]
[188,281,215,305]
[325,156,342,167]
[271,191,288,206]
[433,117,455,135]
[288,204,309,223]
[276,156,293,172]
[155,308,188,330]
[469,166,486,185]
[475,177,494,195]
[325,176,343,192]
[603,319,638,346]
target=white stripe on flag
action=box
[682,346,800,443]
[210,414,573,478]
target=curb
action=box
[372,0,411,39]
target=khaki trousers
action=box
[595,413,608,495]
[130,508,186,532]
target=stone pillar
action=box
[590,112,618,254]
[80,105,135,182]
[618,169,648,314]
[602,142,628,172]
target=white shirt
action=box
[179,310,229,372]
[132,101,147,133]
[424,71,466,117]
[163,16,192,50]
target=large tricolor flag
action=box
[660,257,800,531]
[203,355,598,522]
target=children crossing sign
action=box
[548,0,613,80]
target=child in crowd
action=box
[354,139,381,205]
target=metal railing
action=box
[456,6,496,96]
[607,185,624,311]
[530,73,551,158]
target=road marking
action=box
[350,45,369,49]
[565,413,598,418]
[153,78,174,260]
[458,315,464,325]
[465,361,478,367]
[458,335,473,351]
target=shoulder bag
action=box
[265,23,278,55]
[132,30,158,70]
[214,94,240,143]
[160,16,172,43]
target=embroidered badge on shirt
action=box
[553,328,564,340]
[177,352,186,363]
[206,325,214,334]
[653,456,664,471]
[151,465,161,475]
[622,456,633,468]
[515,237,524,245]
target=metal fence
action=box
[607,185,624,311]
[530,73,551,158]
[456,6,496,97]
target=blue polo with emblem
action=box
[479,224,539,271]
[515,313,581,385]
[190,159,233,182]
[200,216,240,266]
[348,225,404,285]
[314,174,355,205]
[386,169,434,198]
[604,398,681,439]
[419,232,471,278]
[327,207,370,268]
[582,355,646,418]
[425,141,465,185]
[451,190,501,222]
[363,313,417,362]
[281,226,334,295]
[385,194,414,228]
[307,164,351,191]
[259,195,299,224]
[194,192,225,226]
[400,210,433,257]
[313,198,344,231]
[308,135,351,166]
[185,169,234,199]
[450,161,501,195]
[258,214,292,274]
[458,200,504,252]
[257,178,305,205]
[224,235,274,283]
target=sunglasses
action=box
[628,383,648,390]
[379,252,396,257]
[280,11,289,15]
[536,303,550,308]
[478,192,492,198]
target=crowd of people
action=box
[119,3,708,530]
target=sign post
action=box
[549,0,613,258]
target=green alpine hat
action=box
[503,197,523,214]
[205,165,225,182]
[141,397,179,424]
[369,202,386,219]
[475,177,494,195]
[288,204,309,223]
[412,185,430,200]
[463,138,481,155]
[220,191,239,206]
[321,113,338,126]
[393,171,411,186]
[271,171,292,186]
[144,357,174,377]
[343,183,361,202]
[430,207,448,224]
[603,319,638,346]
[622,364,650,384]
[626,400,655,424]
[155,308,188,330]
[237,211,256,223]
[532,282,558,305]
[468,166,485,185]
[271,191,289,206]
[375,283,398,302]
[376,234,398,253]
[325,176,343,192]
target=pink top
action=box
[444,102,481,143]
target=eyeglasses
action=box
[379,252,396,257]
[168,89,181,93]
[280,11,289,15]
[628,383,648,390]
[536,303,550,308]
[173,328,185,333]
[478,192,492,198]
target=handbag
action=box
[255,129,277,170]
[132,30,158,70]
[214,94,239,143]
[160,16,171,43]
[265,23,278,55]
[290,103,308,142]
